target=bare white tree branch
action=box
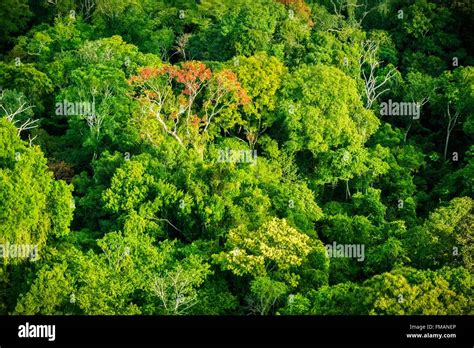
[358,40,397,109]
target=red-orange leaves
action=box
[276,0,313,27]
[128,66,174,85]
[175,61,212,83]
[174,61,212,96]
[140,67,159,79]
[214,70,251,106]
[128,61,251,148]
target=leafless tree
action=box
[444,103,461,160]
[171,33,192,61]
[403,96,430,144]
[152,267,199,315]
[358,40,397,109]
[79,0,96,19]
[0,92,38,136]
[329,0,377,28]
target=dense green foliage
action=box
[0,0,472,315]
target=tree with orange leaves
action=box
[276,0,314,27]
[129,61,250,151]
